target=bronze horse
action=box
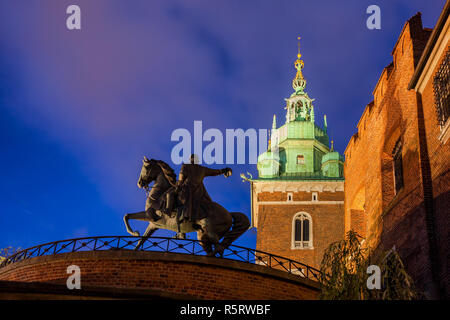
[123,157,250,257]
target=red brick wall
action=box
[0,251,320,300]
[256,198,344,269]
[350,209,366,238]
[418,39,450,298]
[343,14,443,298]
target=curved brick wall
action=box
[0,251,320,299]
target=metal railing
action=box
[0,236,322,282]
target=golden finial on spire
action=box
[292,35,305,93]
[294,36,304,71]
[331,140,334,151]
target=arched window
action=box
[292,212,313,249]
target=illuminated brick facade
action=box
[344,6,449,299]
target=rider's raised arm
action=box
[201,165,229,177]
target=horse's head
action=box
[137,156,158,189]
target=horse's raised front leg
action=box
[123,211,149,236]
[135,222,158,250]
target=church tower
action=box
[246,38,345,270]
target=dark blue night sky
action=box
[0,0,445,251]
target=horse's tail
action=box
[220,212,250,250]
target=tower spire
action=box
[292,36,306,95]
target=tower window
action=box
[287,193,293,202]
[292,212,313,249]
[433,50,449,127]
[312,192,318,202]
[297,155,305,165]
[393,139,404,194]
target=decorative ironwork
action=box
[0,236,321,282]
[433,49,450,126]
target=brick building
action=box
[344,3,449,299]
[245,40,345,270]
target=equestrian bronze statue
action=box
[123,155,250,257]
